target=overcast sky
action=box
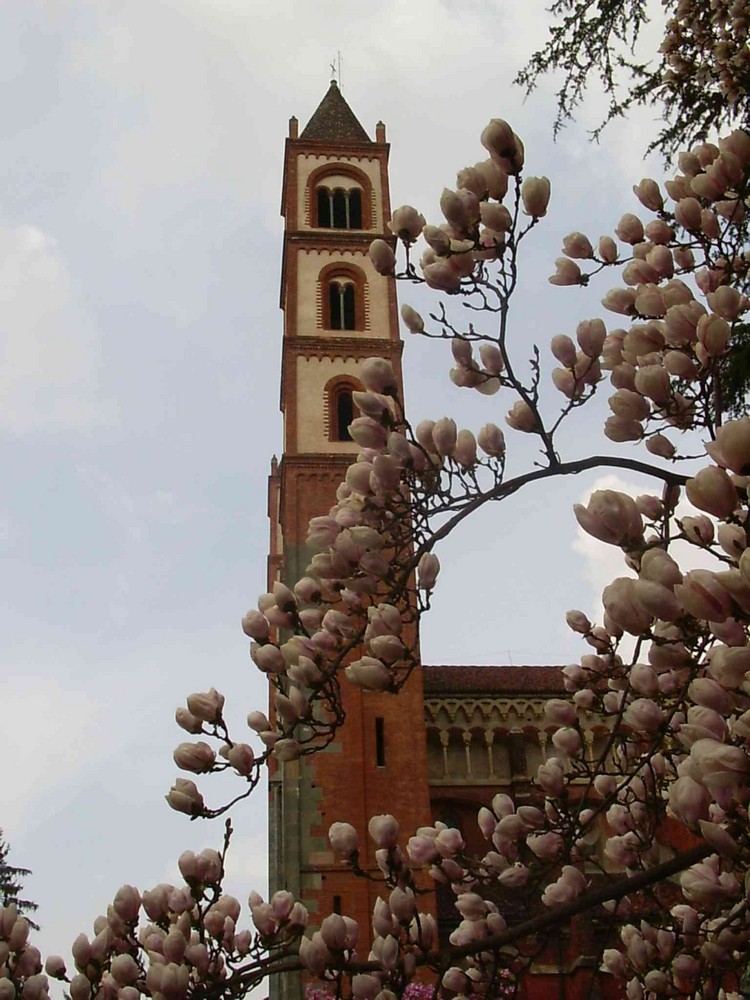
[0,0,687,973]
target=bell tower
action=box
[268,81,431,995]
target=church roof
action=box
[423,665,565,694]
[299,80,372,143]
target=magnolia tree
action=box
[5,97,750,1000]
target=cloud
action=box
[0,222,114,434]
[0,673,102,835]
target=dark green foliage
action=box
[516,0,750,159]
[0,830,39,930]
[718,323,750,419]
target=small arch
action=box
[324,375,362,443]
[328,280,356,330]
[319,262,366,331]
[308,163,374,229]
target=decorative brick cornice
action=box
[285,232,392,251]
[283,336,403,360]
[288,139,389,159]
[279,454,352,476]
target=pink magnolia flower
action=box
[551,334,577,367]
[527,832,563,860]
[681,856,741,905]
[345,657,391,691]
[615,213,644,244]
[432,417,457,456]
[536,759,565,796]
[623,698,664,733]
[601,288,637,315]
[389,206,426,243]
[505,400,538,432]
[562,232,594,258]
[549,258,582,286]
[521,176,551,218]
[400,304,424,332]
[477,423,506,457]
[368,239,396,275]
[674,570,734,622]
[542,866,586,906]
[173,741,215,773]
[667,775,711,827]
[368,814,399,848]
[186,688,224,723]
[633,178,663,211]
[360,357,397,394]
[165,779,204,816]
[329,822,359,857]
[417,553,440,590]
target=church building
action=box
[267,81,618,1000]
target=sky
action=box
[0,0,689,975]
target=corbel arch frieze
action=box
[424,696,549,728]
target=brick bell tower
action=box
[268,81,432,996]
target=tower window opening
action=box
[375,717,386,767]
[328,281,356,330]
[348,188,362,228]
[333,895,342,914]
[316,186,363,229]
[336,390,354,441]
[332,188,348,228]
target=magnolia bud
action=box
[368,814,399,847]
[633,179,663,211]
[329,822,359,857]
[186,689,224,723]
[400,304,424,333]
[562,232,594,258]
[477,423,505,457]
[389,206,425,243]
[521,176,550,218]
[549,258,582,286]
[615,214,644,244]
[165,778,204,816]
[360,357,397,394]
[173,742,216,773]
[368,239,396,275]
[506,400,538,432]
[418,553,440,590]
[686,466,738,518]
[576,319,606,358]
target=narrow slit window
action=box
[333,895,342,915]
[336,391,354,441]
[375,717,386,767]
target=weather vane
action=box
[330,52,343,90]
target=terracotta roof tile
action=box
[299,81,372,143]
[422,664,565,694]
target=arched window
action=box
[328,281,356,330]
[316,187,364,229]
[308,164,372,229]
[325,376,362,443]
[319,263,366,331]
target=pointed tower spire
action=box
[299,79,372,143]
